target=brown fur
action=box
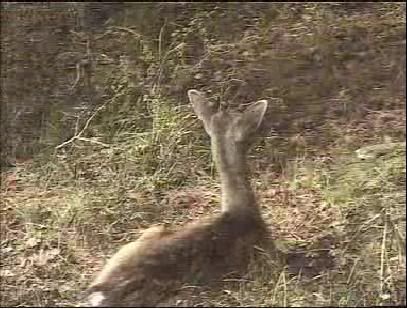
[87,214,266,306]
[85,90,270,307]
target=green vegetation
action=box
[1,3,405,307]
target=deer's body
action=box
[86,90,269,307]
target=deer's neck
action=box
[212,139,258,214]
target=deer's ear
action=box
[234,100,268,141]
[188,90,217,123]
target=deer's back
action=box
[87,211,266,307]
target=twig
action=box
[346,256,361,284]
[110,26,142,38]
[379,214,388,301]
[76,137,110,147]
[70,62,82,92]
[54,100,109,150]
[282,270,287,307]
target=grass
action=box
[1,3,405,307]
[1,110,405,307]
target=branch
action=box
[54,100,109,150]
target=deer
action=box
[85,89,270,307]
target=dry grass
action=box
[1,3,405,307]
[1,123,405,307]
